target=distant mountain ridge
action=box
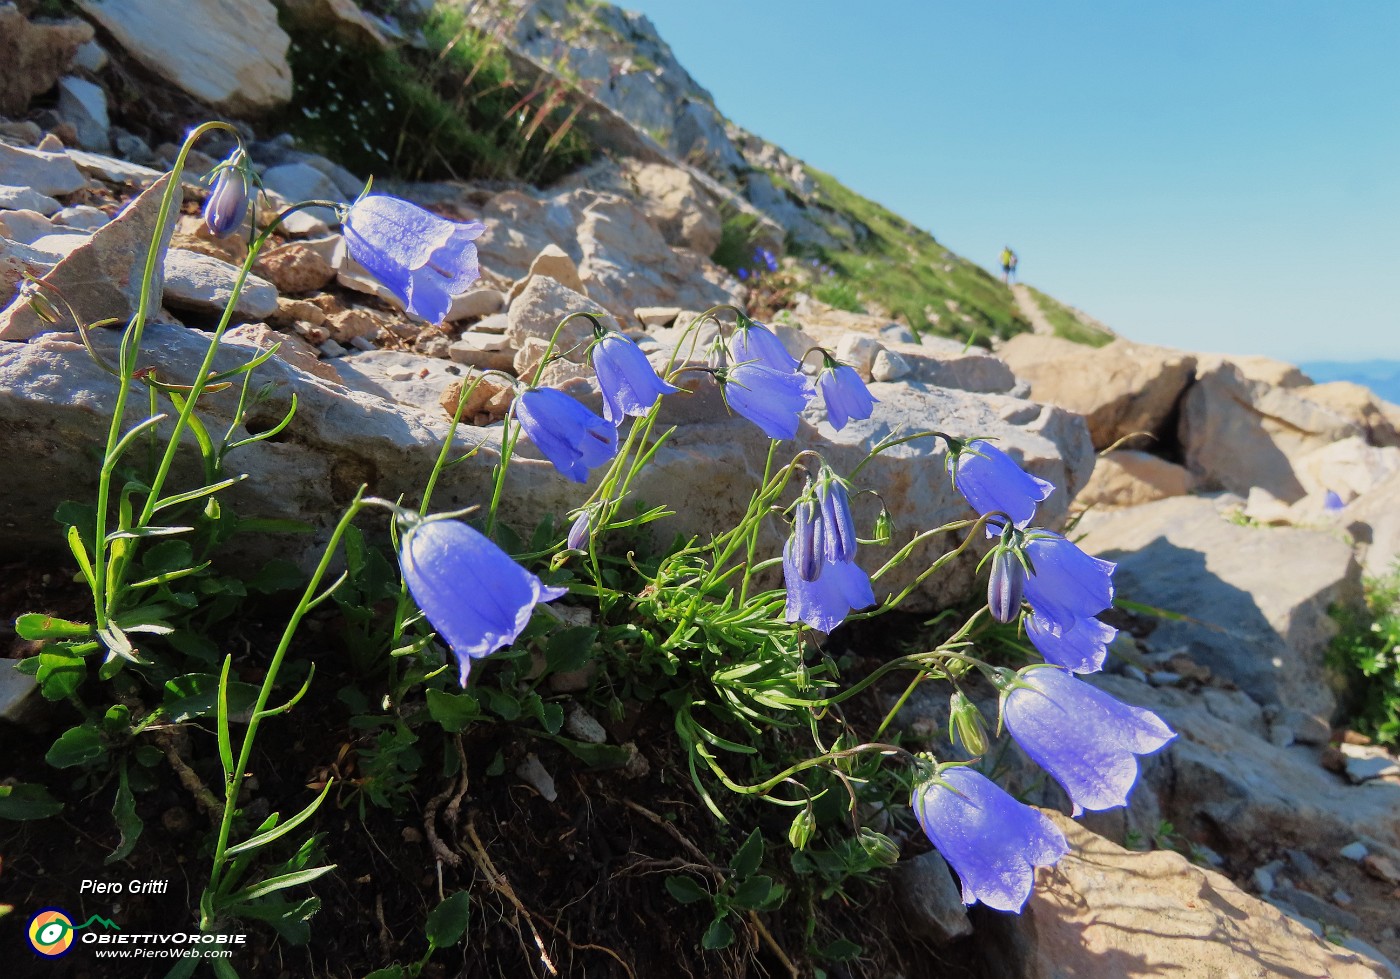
[468,0,1073,344]
[1301,360,1400,405]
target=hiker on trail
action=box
[1000,246,1018,284]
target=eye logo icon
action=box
[28,908,75,957]
[26,907,120,957]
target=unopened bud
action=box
[707,339,729,371]
[987,548,1025,623]
[203,153,250,238]
[948,691,988,756]
[21,282,61,324]
[857,827,899,867]
[788,808,816,851]
[871,507,893,546]
[566,509,591,551]
[792,498,822,582]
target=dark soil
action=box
[0,565,989,979]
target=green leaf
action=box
[425,689,482,733]
[479,687,521,721]
[525,693,564,734]
[224,864,336,903]
[36,643,87,700]
[664,875,709,905]
[14,613,90,640]
[731,828,764,880]
[544,626,596,674]
[0,782,63,820]
[363,970,408,979]
[140,539,194,575]
[105,760,142,864]
[163,672,259,723]
[701,917,734,950]
[45,724,105,769]
[425,891,472,948]
[818,938,862,962]
[247,559,306,594]
[730,874,774,910]
[224,783,333,858]
[102,703,131,734]
[539,734,633,770]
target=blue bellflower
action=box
[782,541,875,633]
[1003,666,1176,814]
[1021,533,1116,634]
[591,332,678,425]
[730,321,801,373]
[1324,490,1345,513]
[204,153,251,239]
[723,362,812,440]
[515,387,618,483]
[401,519,567,685]
[912,766,1069,912]
[951,440,1055,530]
[816,364,877,430]
[343,195,486,325]
[1025,611,1115,674]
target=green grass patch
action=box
[1026,285,1115,348]
[273,5,594,184]
[1332,565,1400,744]
[799,168,1031,345]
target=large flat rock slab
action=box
[1077,495,1361,720]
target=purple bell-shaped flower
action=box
[816,363,877,431]
[782,542,875,633]
[950,440,1054,530]
[591,332,678,425]
[401,518,568,685]
[1021,533,1116,634]
[515,387,618,483]
[912,766,1069,912]
[723,362,812,440]
[730,320,801,373]
[343,194,486,325]
[1024,611,1115,674]
[1003,666,1175,814]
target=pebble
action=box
[349,335,376,352]
[1331,888,1352,906]
[1147,670,1183,686]
[1252,867,1275,894]
[1339,842,1369,861]
[1284,848,1320,878]
[1121,663,1149,683]
[0,184,62,215]
[516,753,557,802]
[53,204,110,231]
[1362,854,1400,885]
[563,705,608,744]
[318,338,347,358]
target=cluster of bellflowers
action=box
[200,150,1173,916]
[735,245,779,281]
[909,439,1176,912]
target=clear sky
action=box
[621,1,1398,363]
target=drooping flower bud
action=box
[19,279,60,324]
[872,507,893,546]
[948,690,988,756]
[566,509,591,551]
[788,808,816,851]
[817,470,856,564]
[987,548,1026,623]
[857,827,900,867]
[203,151,251,239]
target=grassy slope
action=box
[1026,285,1115,347]
[802,168,1031,345]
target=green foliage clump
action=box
[274,6,593,183]
[811,279,865,314]
[1026,285,1115,347]
[1333,566,1400,744]
[711,209,765,274]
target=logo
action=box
[26,908,120,957]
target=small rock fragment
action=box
[516,753,557,802]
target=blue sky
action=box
[622,1,1398,363]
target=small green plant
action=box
[1332,565,1400,744]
